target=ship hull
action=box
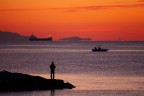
[92,49,109,52]
[29,38,52,41]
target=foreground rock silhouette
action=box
[0,71,75,92]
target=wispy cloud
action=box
[138,0,144,2]
[110,4,144,8]
[0,8,64,11]
[64,4,144,12]
[0,4,144,12]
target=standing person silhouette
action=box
[50,61,56,79]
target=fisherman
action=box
[98,46,101,50]
[50,61,56,79]
[94,47,97,51]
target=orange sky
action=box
[0,0,144,41]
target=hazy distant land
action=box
[0,31,92,42]
[0,31,28,41]
[60,36,91,41]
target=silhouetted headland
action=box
[0,31,28,41]
[0,31,53,42]
[0,71,75,92]
[60,36,91,41]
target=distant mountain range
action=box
[60,36,91,41]
[0,31,28,41]
[0,31,92,42]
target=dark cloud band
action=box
[0,4,144,12]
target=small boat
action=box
[92,46,109,52]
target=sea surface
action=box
[0,41,144,96]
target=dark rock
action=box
[0,71,75,92]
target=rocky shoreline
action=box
[0,71,75,92]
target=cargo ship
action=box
[29,34,52,41]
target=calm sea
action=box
[0,41,144,96]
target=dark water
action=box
[0,41,144,96]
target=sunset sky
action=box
[0,0,144,41]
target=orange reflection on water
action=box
[32,73,144,90]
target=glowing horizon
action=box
[0,0,144,41]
